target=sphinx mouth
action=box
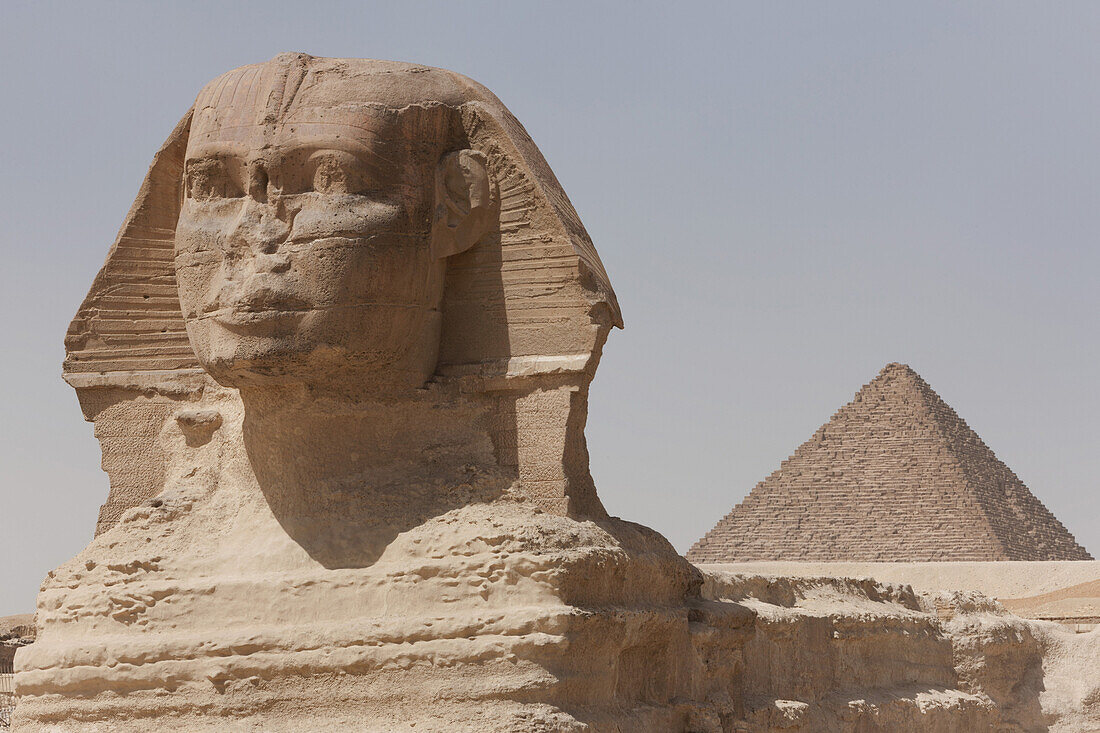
[208,304,310,332]
[233,282,311,312]
[205,277,313,327]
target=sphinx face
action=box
[174,67,448,393]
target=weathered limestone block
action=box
[932,591,1046,730]
[1029,620,1100,733]
[696,573,1099,732]
[700,573,1001,731]
[696,560,1100,630]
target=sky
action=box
[1,1,1098,616]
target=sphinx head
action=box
[65,53,623,523]
[66,53,620,399]
[174,54,499,394]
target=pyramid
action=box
[688,363,1093,563]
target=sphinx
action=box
[14,55,743,732]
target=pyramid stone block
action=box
[688,363,1092,563]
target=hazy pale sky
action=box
[2,1,1098,616]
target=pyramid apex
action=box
[852,363,926,401]
[867,363,926,390]
[879,362,918,375]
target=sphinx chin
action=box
[193,340,309,388]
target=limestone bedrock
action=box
[16,53,1092,732]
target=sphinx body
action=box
[13,55,743,732]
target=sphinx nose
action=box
[229,198,292,256]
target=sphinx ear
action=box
[431,149,496,259]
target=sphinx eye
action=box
[186,159,243,201]
[312,154,350,194]
[308,150,368,195]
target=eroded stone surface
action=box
[701,572,1099,732]
[699,560,1100,630]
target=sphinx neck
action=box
[238,383,495,490]
[234,383,506,568]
